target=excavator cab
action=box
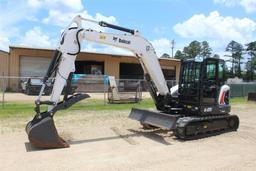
[179,58,230,115]
[130,57,238,138]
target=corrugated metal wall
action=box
[0,50,9,91]
[7,47,181,91]
[0,50,9,76]
[229,84,256,98]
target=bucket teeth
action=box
[26,117,69,149]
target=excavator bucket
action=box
[26,116,69,148]
[26,94,90,149]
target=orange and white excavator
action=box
[26,15,239,149]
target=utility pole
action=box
[171,39,175,58]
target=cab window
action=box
[218,63,224,80]
[206,62,216,80]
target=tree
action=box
[245,41,256,80]
[174,50,184,59]
[180,40,215,59]
[212,54,220,59]
[182,40,201,58]
[182,47,190,59]
[201,41,212,58]
[160,53,171,58]
[226,40,243,78]
[244,61,253,81]
[246,41,256,57]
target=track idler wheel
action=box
[26,117,69,149]
[228,115,239,131]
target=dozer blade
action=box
[128,108,179,130]
[26,116,69,149]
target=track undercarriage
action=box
[129,108,239,140]
[174,114,239,139]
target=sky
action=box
[0,0,256,58]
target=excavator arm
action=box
[26,15,171,149]
[44,15,169,112]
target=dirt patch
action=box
[1,104,256,170]
[1,92,152,103]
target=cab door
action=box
[201,59,218,105]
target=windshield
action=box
[179,61,201,101]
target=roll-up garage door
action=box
[20,56,51,77]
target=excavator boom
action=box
[26,15,170,148]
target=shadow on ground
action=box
[25,127,174,152]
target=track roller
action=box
[174,114,239,140]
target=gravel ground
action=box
[1,103,256,171]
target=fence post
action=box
[2,73,5,108]
[139,80,141,102]
[103,77,107,106]
[243,84,246,97]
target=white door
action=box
[109,76,120,100]
[20,56,51,78]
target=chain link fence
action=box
[228,83,256,98]
[2,76,256,109]
[0,75,178,107]
[1,75,256,108]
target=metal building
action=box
[2,46,181,91]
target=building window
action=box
[75,61,104,75]
[162,69,176,80]
[91,65,102,75]
[120,63,144,79]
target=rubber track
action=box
[174,114,239,140]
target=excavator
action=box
[26,15,239,148]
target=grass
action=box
[229,97,248,104]
[0,97,248,119]
[0,98,155,119]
